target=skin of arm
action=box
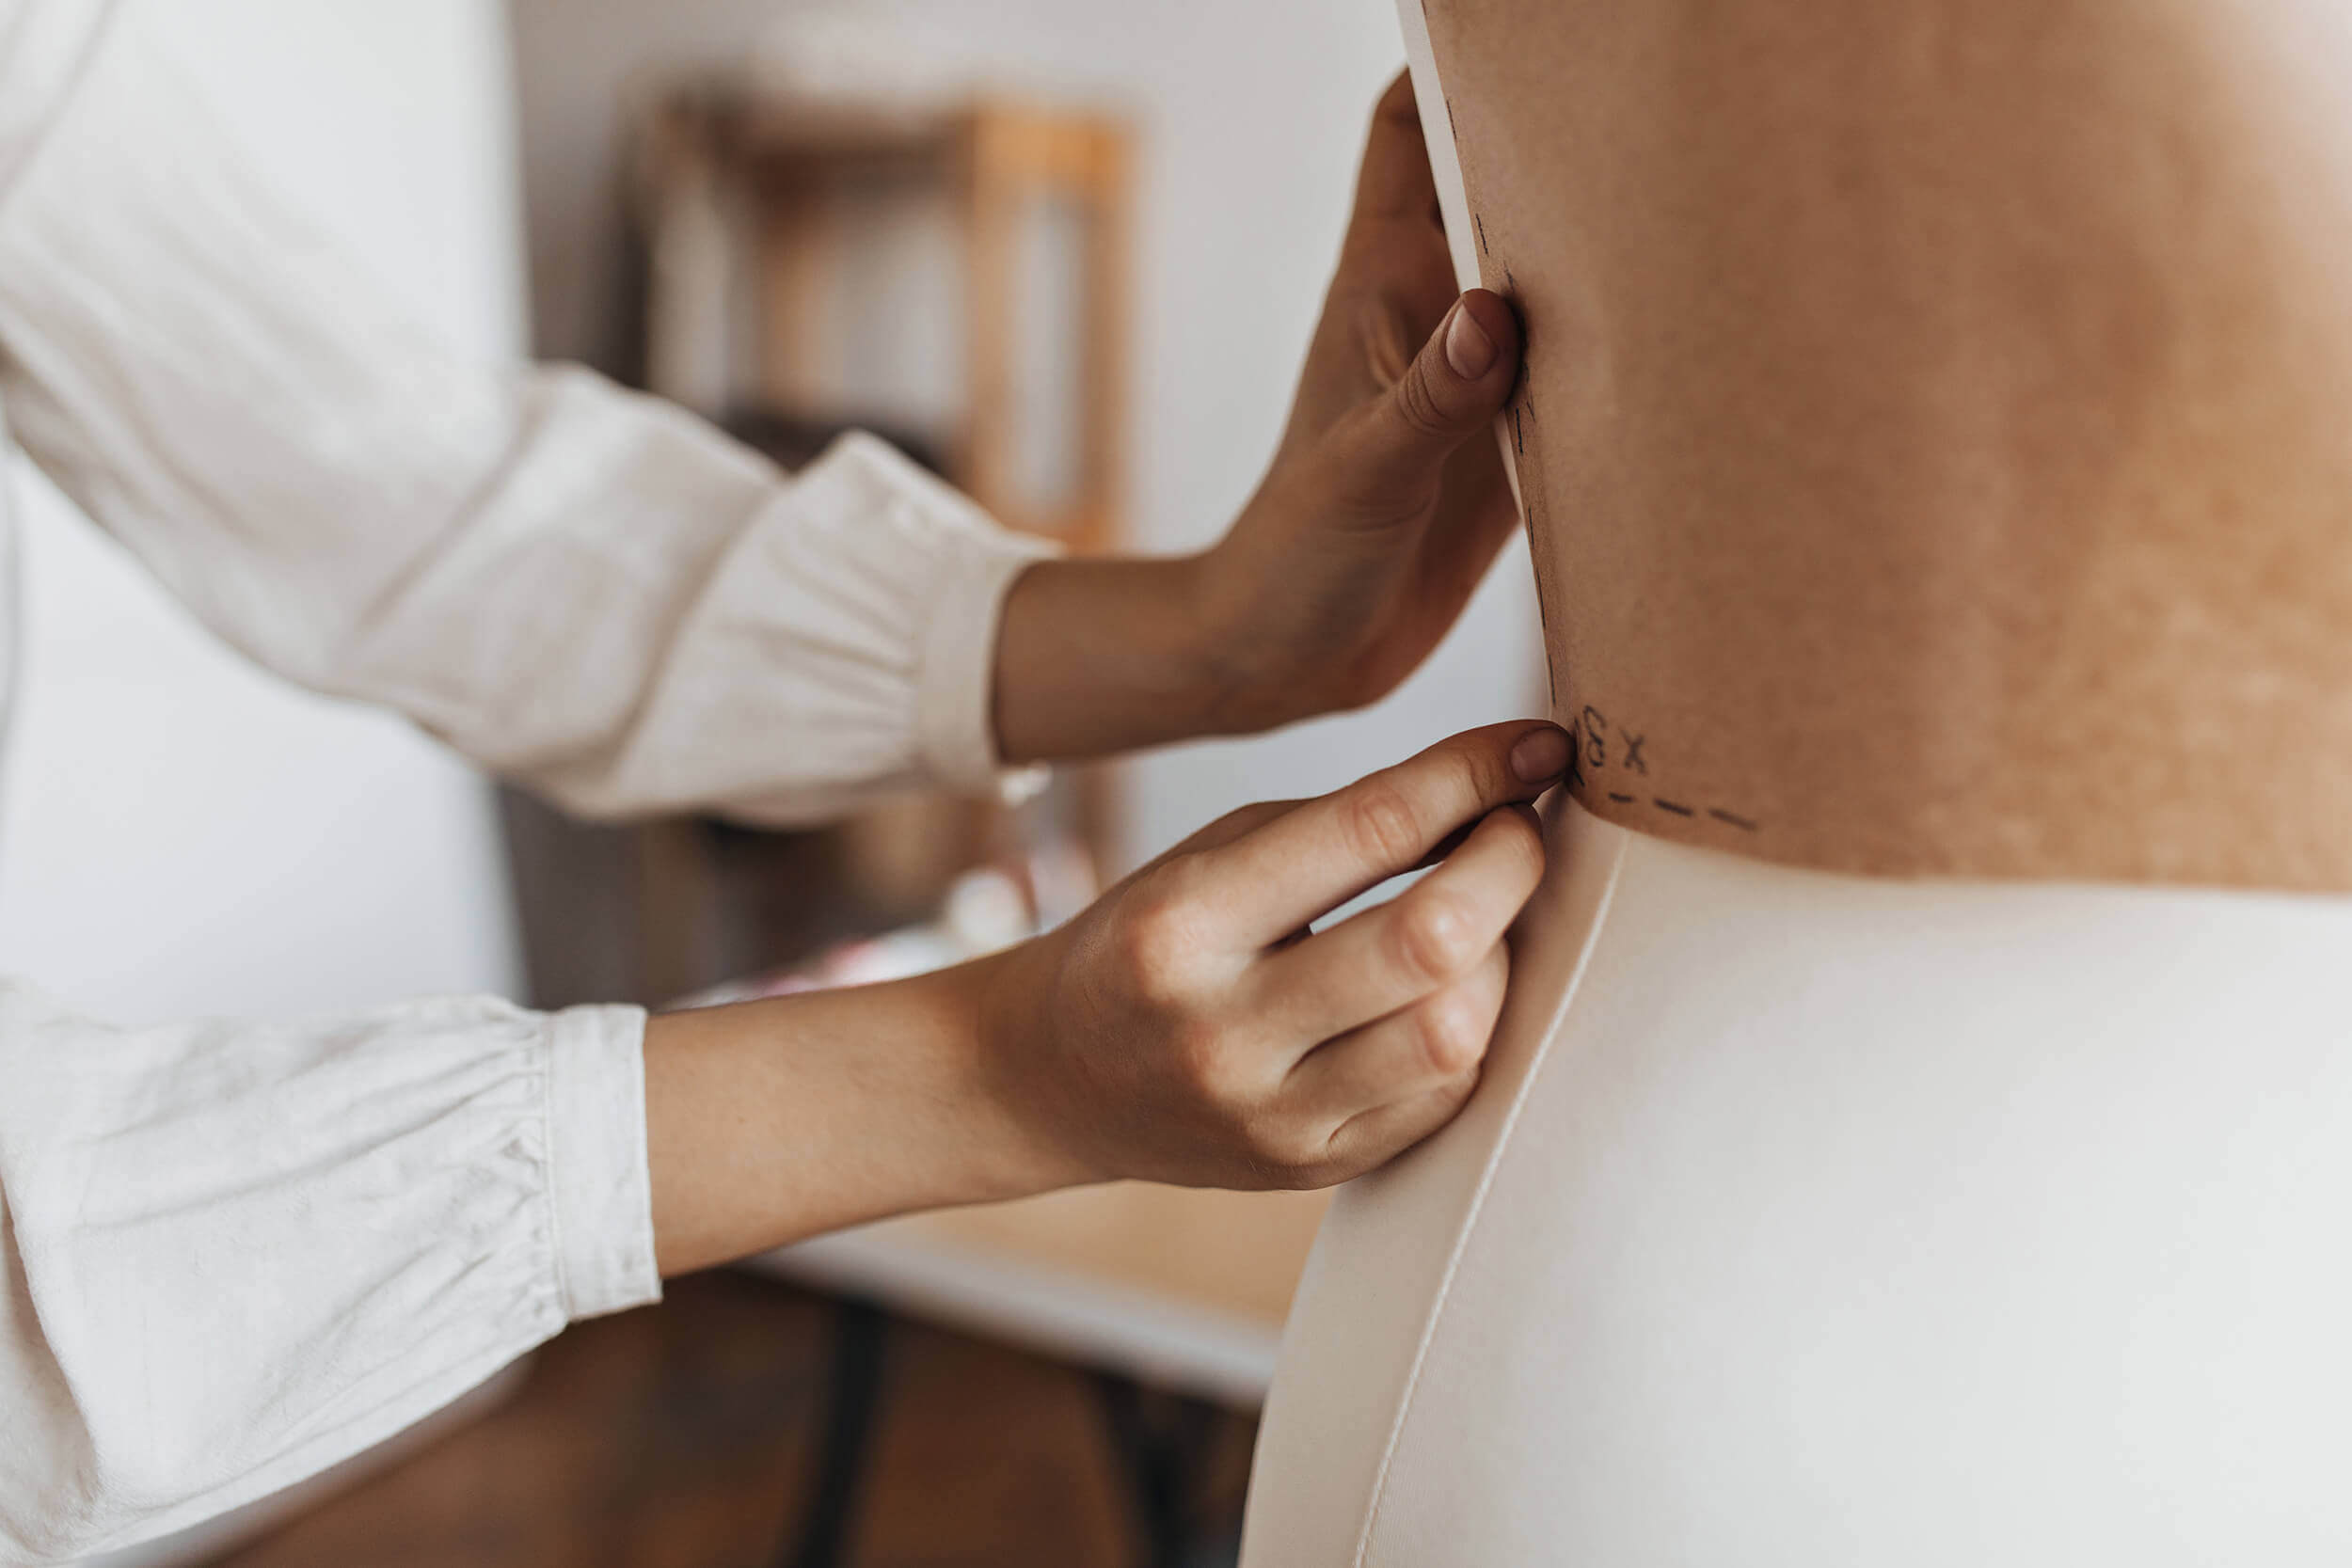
[645,75,1550,1277]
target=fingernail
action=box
[1444,299,1496,380]
[1510,725,1571,783]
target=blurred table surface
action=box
[745,1182,1332,1408]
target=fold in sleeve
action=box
[0,981,659,1564]
[0,2,1057,825]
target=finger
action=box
[1350,71,1441,231]
[1166,800,1311,947]
[1202,797,1484,902]
[1283,941,1508,1121]
[1165,799,1301,861]
[1255,801,1541,1040]
[1322,289,1521,517]
[1320,1074,1484,1179]
[1198,721,1567,947]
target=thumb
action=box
[1336,289,1521,512]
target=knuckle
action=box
[1246,1113,1335,1184]
[1152,849,1217,907]
[1169,1019,1235,1096]
[1448,740,1507,812]
[1391,359,1454,440]
[1391,888,1481,985]
[1341,781,1425,869]
[1433,1062,1484,1108]
[1114,881,1204,1006]
[1418,985,1493,1074]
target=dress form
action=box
[1240,800,2352,1562]
[1234,2,2352,1556]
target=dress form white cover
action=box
[1241,799,2352,1562]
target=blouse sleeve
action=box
[0,2,1057,825]
[0,981,658,1564]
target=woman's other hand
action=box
[1195,72,1523,732]
[992,74,1523,763]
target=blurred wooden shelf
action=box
[639,85,1131,551]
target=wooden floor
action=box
[202,1272,1256,1568]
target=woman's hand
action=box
[644,721,1567,1274]
[976,720,1562,1190]
[1192,73,1522,732]
[992,74,1524,763]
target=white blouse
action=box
[0,5,1054,1561]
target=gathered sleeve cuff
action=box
[525,429,1062,825]
[544,1004,660,1320]
[0,982,659,1564]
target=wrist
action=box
[1186,530,1343,736]
[995,552,1279,761]
[960,942,1110,1191]
[1168,546,1288,737]
[644,958,1086,1276]
[878,954,1089,1202]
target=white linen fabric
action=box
[0,4,1054,1561]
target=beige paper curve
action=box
[1406,0,2352,889]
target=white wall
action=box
[0,1,528,1025]
[509,0,1547,872]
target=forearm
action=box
[642,956,1081,1275]
[991,552,1301,764]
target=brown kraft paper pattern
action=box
[1409,0,2352,889]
